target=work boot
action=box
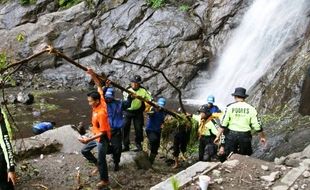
[133,144,142,152]
[149,154,156,164]
[96,180,109,188]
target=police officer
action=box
[122,75,152,152]
[214,87,266,157]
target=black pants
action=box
[111,128,122,165]
[146,130,161,156]
[123,111,144,148]
[173,130,189,157]
[0,154,14,190]
[224,130,252,156]
[199,135,216,161]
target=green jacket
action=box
[123,87,152,111]
[0,108,15,172]
[192,114,218,136]
[221,101,262,132]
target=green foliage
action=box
[179,4,190,12]
[161,114,199,156]
[16,33,26,42]
[19,0,36,6]
[146,0,166,9]
[171,176,180,190]
[58,0,83,8]
[0,52,7,70]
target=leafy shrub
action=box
[179,4,189,12]
[146,0,166,9]
[19,0,36,6]
[58,0,82,8]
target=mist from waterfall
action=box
[195,0,310,107]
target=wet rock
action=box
[275,156,287,165]
[290,184,298,190]
[301,184,307,189]
[214,178,223,184]
[302,144,310,158]
[13,136,61,160]
[223,159,239,169]
[272,185,288,190]
[260,171,281,182]
[7,94,17,104]
[17,91,34,104]
[302,170,310,178]
[261,165,269,171]
[133,151,152,170]
[212,169,221,177]
[285,158,301,167]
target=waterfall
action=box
[195,0,310,107]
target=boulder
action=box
[16,91,34,104]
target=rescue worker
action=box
[204,95,221,113]
[145,98,167,164]
[122,75,152,152]
[105,87,130,171]
[172,108,191,168]
[214,87,266,157]
[193,105,219,161]
[78,68,111,188]
[0,108,16,189]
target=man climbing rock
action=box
[0,108,16,190]
[214,87,266,158]
[122,75,152,152]
[78,68,111,188]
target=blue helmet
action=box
[105,88,114,99]
[207,95,215,104]
[157,97,166,107]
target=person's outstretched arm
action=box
[87,68,102,88]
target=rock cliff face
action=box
[250,26,310,161]
[0,0,249,97]
[0,0,309,160]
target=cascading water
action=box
[195,0,310,107]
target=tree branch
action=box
[48,46,181,118]
[0,49,50,75]
[89,46,188,116]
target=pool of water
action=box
[7,89,200,139]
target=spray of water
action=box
[196,0,310,107]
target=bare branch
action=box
[89,46,188,116]
[0,49,49,75]
[48,46,181,118]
